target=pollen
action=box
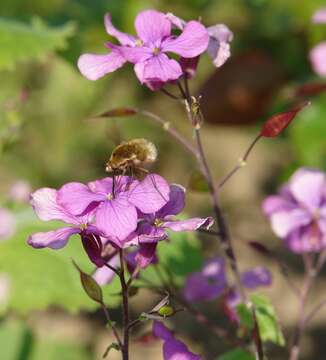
[107,193,113,200]
[154,218,164,227]
[153,47,160,55]
[135,39,143,47]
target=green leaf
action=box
[138,230,203,287]
[218,348,255,360]
[73,261,103,304]
[236,303,254,330]
[289,97,326,171]
[251,293,285,346]
[0,212,121,314]
[0,17,75,71]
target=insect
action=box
[105,138,157,179]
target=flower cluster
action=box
[28,174,213,268]
[183,258,271,322]
[78,9,232,90]
[310,7,326,76]
[263,168,326,253]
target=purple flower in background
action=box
[78,10,209,88]
[312,7,326,23]
[136,184,213,244]
[28,188,106,266]
[166,12,233,77]
[184,258,226,302]
[153,321,201,360]
[310,42,326,76]
[9,180,31,203]
[57,175,170,246]
[0,208,16,240]
[183,257,271,308]
[263,168,326,253]
[310,8,326,76]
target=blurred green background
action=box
[1,0,326,359]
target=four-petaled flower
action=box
[78,10,209,89]
[57,175,170,246]
[263,168,326,253]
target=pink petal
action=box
[153,321,173,341]
[0,208,16,240]
[270,209,311,238]
[312,7,326,24]
[135,10,171,43]
[163,217,213,232]
[162,21,209,58]
[104,13,136,46]
[165,13,186,30]
[262,195,296,216]
[27,227,80,249]
[207,24,233,68]
[77,51,126,81]
[128,174,170,213]
[289,168,325,212]
[310,42,326,77]
[30,188,78,224]
[135,243,157,268]
[140,54,183,83]
[96,199,138,241]
[114,45,152,64]
[157,184,185,217]
[285,225,326,253]
[93,255,119,286]
[88,177,113,195]
[57,182,104,216]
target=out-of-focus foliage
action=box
[137,230,203,287]
[218,348,255,360]
[0,211,121,314]
[0,318,91,360]
[0,17,75,71]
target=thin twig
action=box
[218,134,262,189]
[160,87,183,101]
[101,303,123,349]
[290,254,316,360]
[138,109,198,157]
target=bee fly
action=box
[105,138,157,179]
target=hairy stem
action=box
[119,250,129,360]
[290,254,316,360]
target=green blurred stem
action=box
[101,303,123,350]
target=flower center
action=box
[152,47,160,55]
[80,223,87,231]
[106,193,113,200]
[154,218,164,227]
[135,39,143,47]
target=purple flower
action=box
[183,258,271,305]
[57,175,170,246]
[153,321,201,360]
[78,10,209,88]
[9,180,31,203]
[310,8,326,76]
[184,258,226,302]
[28,188,106,266]
[310,42,326,77]
[136,184,213,244]
[263,168,326,253]
[0,208,16,240]
[312,7,326,23]
[166,12,233,77]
